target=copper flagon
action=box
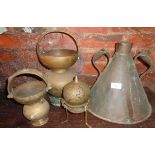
[89,41,152,124]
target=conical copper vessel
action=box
[89,41,152,124]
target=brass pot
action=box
[62,76,90,113]
[37,31,78,72]
[61,76,91,127]
[63,76,90,105]
[23,98,50,126]
[36,31,79,104]
[7,69,51,126]
[38,49,78,71]
[46,69,75,97]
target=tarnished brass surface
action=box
[63,76,90,106]
[37,31,78,71]
[11,81,46,105]
[61,76,90,127]
[7,68,50,126]
[61,98,88,113]
[38,49,78,71]
[23,98,50,126]
[46,69,75,97]
[36,31,79,100]
[89,41,153,124]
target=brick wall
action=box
[0,27,155,99]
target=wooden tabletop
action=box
[1,75,155,128]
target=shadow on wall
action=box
[144,87,155,111]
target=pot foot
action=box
[31,116,48,126]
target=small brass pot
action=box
[7,69,51,126]
[61,76,91,127]
[62,76,90,108]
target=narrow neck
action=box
[116,41,132,54]
[51,69,67,73]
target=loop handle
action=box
[92,49,110,77]
[36,31,79,55]
[134,50,153,78]
[7,68,51,98]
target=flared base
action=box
[49,95,61,107]
[89,104,152,125]
[31,116,49,126]
[61,98,88,113]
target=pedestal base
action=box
[49,95,61,107]
[61,98,88,113]
[31,116,49,126]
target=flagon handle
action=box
[92,49,110,77]
[36,31,79,54]
[7,68,51,98]
[134,51,153,78]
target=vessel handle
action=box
[92,49,110,77]
[7,68,51,98]
[36,31,79,54]
[134,51,153,78]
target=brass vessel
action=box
[7,69,51,126]
[61,76,91,127]
[89,41,153,124]
[37,31,78,106]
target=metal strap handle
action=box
[92,49,110,77]
[7,68,51,98]
[36,31,79,54]
[134,51,153,78]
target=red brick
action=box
[0,50,13,63]
[34,32,79,51]
[0,35,20,49]
[65,27,108,34]
[79,49,113,62]
[79,38,116,48]
[110,27,132,33]
[150,50,155,62]
[29,33,42,50]
[132,27,155,33]
[127,34,154,48]
[33,27,65,33]
[80,51,95,62]
[135,62,148,74]
[80,62,106,75]
[17,34,30,50]
[12,50,47,72]
[78,33,123,41]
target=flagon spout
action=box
[89,41,152,124]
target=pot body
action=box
[13,81,46,104]
[38,49,78,70]
[62,76,90,113]
[23,98,50,126]
[46,69,76,97]
[7,68,50,126]
[63,77,90,106]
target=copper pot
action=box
[7,69,51,126]
[36,31,79,105]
